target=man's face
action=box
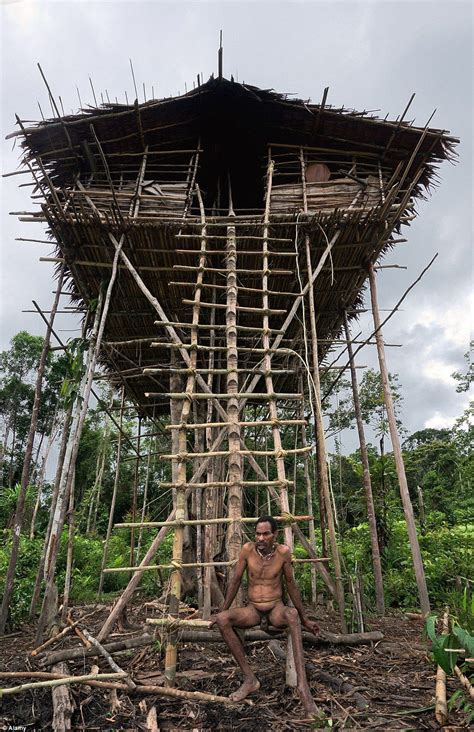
[255,521,277,553]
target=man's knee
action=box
[284,607,299,625]
[215,610,231,628]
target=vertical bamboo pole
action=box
[194,403,205,609]
[300,149,347,632]
[225,180,243,602]
[61,472,75,623]
[343,310,385,615]
[203,285,217,619]
[164,185,207,686]
[263,154,297,686]
[299,391,317,607]
[29,403,73,618]
[0,268,65,633]
[36,291,104,642]
[130,417,141,566]
[98,386,125,597]
[368,263,430,615]
[137,431,153,560]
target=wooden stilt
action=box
[262,153,297,686]
[164,184,207,687]
[368,263,430,615]
[98,386,125,597]
[300,148,347,632]
[343,310,385,615]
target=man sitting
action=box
[211,515,319,714]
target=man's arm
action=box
[282,549,320,635]
[209,544,249,622]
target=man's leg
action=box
[268,603,318,714]
[214,605,261,701]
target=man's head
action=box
[255,515,278,553]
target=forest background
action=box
[1,329,472,629]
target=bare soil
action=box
[0,602,470,730]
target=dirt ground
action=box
[0,602,470,731]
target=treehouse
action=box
[11,73,456,687]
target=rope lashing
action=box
[173,518,185,528]
[170,559,183,570]
[176,452,188,462]
[263,268,271,277]
[188,343,198,352]
[270,418,281,426]
[275,449,287,459]
[280,511,297,524]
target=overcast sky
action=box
[1,0,472,453]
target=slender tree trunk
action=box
[30,405,73,619]
[37,291,105,641]
[0,269,64,634]
[30,415,58,539]
[61,473,75,623]
[8,417,17,488]
[98,386,125,597]
[0,420,11,487]
[343,310,385,615]
[368,263,430,615]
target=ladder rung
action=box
[164,419,306,430]
[146,392,303,401]
[158,446,313,461]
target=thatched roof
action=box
[12,76,458,415]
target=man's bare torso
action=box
[241,541,290,612]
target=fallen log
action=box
[67,613,91,648]
[175,628,383,645]
[38,633,154,666]
[307,668,369,710]
[0,672,126,696]
[51,663,74,732]
[82,628,136,691]
[0,672,244,705]
[31,610,96,656]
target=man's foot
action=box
[298,685,318,715]
[229,677,260,702]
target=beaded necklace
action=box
[256,543,277,561]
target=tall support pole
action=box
[299,390,317,608]
[0,267,64,633]
[262,155,297,686]
[36,290,104,642]
[225,183,243,602]
[98,386,125,597]
[368,263,430,615]
[203,285,217,619]
[137,431,154,560]
[343,310,385,615]
[29,402,73,619]
[130,416,141,566]
[300,149,347,632]
[60,471,75,623]
[164,185,207,686]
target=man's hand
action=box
[208,612,221,629]
[302,618,320,636]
